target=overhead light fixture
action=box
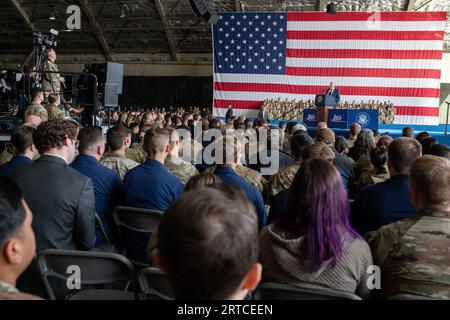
[326,2,337,14]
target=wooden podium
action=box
[315,94,337,122]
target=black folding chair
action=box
[113,206,163,267]
[36,249,139,300]
[95,213,111,245]
[137,267,174,300]
[253,282,363,300]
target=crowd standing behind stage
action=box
[0,99,449,300]
[262,98,396,124]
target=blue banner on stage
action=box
[303,109,317,128]
[328,110,348,129]
[328,109,379,130]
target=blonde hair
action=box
[302,142,336,163]
[410,155,450,206]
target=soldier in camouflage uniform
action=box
[268,162,301,198]
[45,93,65,121]
[0,145,15,166]
[101,153,138,180]
[24,88,48,122]
[101,125,139,179]
[103,148,143,164]
[42,48,64,97]
[131,142,147,163]
[164,127,198,185]
[269,132,313,198]
[165,155,198,185]
[368,156,450,299]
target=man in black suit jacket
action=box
[225,104,233,123]
[12,120,96,253]
[326,81,340,104]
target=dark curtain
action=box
[118,76,213,108]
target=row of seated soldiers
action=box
[99,106,211,127]
[262,98,396,124]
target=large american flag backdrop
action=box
[212,12,447,125]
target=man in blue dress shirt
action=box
[122,128,184,212]
[70,126,122,246]
[212,135,266,230]
[121,128,184,263]
[352,138,422,235]
[0,125,38,177]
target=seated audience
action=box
[429,144,450,160]
[376,135,393,151]
[316,128,355,190]
[147,172,222,265]
[317,122,328,129]
[154,186,261,300]
[0,125,37,177]
[420,136,438,155]
[348,129,375,163]
[204,162,266,195]
[368,156,450,299]
[335,135,349,155]
[101,125,139,179]
[24,115,42,128]
[24,88,48,123]
[260,159,372,299]
[45,94,64,121]
[281,122,302,153]
[248,128,293,177]
[0,177,41,300]
[0,145,15,166]
[353,147,390,197]
[415,131,430,144]
[122,128,184,212]
[164,128,198,185]
[212,136,266,230]
[268,142,335,224]
[269,133,313,198]
[122,128,184,263]
[352,138,422,235]
[402,126,414,138]
[347,122,361,149]
[184,172,221,191]
[70,126,122,246]
[129,123,140,145]
[12,120,95,252]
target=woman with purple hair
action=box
[259,159,373,299]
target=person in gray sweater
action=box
[259,159,373,299]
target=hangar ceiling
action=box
[0,0,448,63]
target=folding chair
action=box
[137,267,174,300]
[36,249,139,300]
[95,213,111,245]
[253,282,363,300]
[113,206,163,267]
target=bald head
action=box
[317,122,328,130]
[350,123,361,137]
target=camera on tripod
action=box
[34,29,59,48]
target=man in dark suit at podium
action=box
[325,82,340,104]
